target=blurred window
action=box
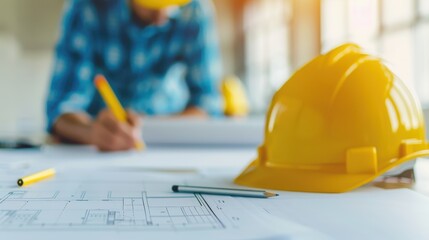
[419,0,429,17]
[242,0,292,112]
[322,0,348,47]
[382,0,414,28]
[322,0,429,106]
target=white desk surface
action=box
[1,145,429,240]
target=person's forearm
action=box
[52,113,93,144]
[180,106,208,118]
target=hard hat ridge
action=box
[134,0,191,9]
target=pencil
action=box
[17,168,56,187]
[94,75,145,150]
[172,185,279,198]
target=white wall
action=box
[0,34,53,139]
[0,0,62,139]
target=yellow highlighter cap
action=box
[134,0,191,9]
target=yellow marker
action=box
[17,168,56,187]
[94,75,145,150]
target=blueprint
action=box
[0,182,240,231]
[0,147,331,240]
[0,189,220,230]
[0,164,327,240]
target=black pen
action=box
[172,185,279,198]
[0,140,40,149]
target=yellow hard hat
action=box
[222,75,249,117]
[235,43,429,193]
[134,0,191,9]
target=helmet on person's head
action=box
[235,43,429,193]
[134,0,191,9]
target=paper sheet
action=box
[0,166,326,240]
[141,117,264,146]
[0,145,255,172]
[242,187,429,240]
[3,147,429,240]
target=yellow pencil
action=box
[17,168,56,187]
[94,75,145,150]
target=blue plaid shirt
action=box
[46,0,223,132]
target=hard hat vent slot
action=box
[346,147,378,174]
[400,139,427,157]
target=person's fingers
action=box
[103,121,135,148]
[126,110,141,127]
[126,110,143,141]
[96,123,137,152]
[92,123,122,151]
[96,110,135,149]
[99,110,123,134]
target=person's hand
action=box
[180,106,208,117]
[89,109,142,152]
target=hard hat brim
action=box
[234,149,429,193]
[134,0,191,9]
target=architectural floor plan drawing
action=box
[0,157,324,239]
[0,188,226,231]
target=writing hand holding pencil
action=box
[93,75,145,152]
